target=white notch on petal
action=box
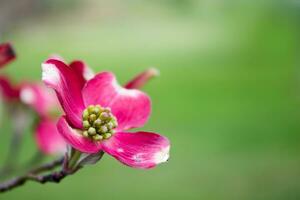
[42,63,60,86]
[83,66,95,81]
[112,78,139,97]
[154,145,170,164]
[20,87,35,104]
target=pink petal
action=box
[57,116,102,153]
[82,72,151,131]
[35,118,67,155]
[42,59,85,128]
[125,68,159,89]
[0,75,20,100]
[46,56,94,85]
[101,131,170,169]
[0,43,16,68]
[20,83,59,117]
[69,60,94,83]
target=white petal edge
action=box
[83,65,95,81]
[153,145,170,164]
[42,63,60,86]
[112,78,139,97]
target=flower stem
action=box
[67,149,82,170]
[0,150,107,192]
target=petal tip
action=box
[148,67,160,77]
[41,62,60,86]
[153,145,170,164]
[102,131,170,169]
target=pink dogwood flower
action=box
[0,43,15,68]
[42,58,170,169]
[35,117,66,155]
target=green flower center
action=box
[82,104,118,141]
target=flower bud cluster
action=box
[82,105,117,141]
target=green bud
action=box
[88,105,95,113]
[93,134,103,141]
[103,133,112,139]
[89,114,97,122]
[88,127,97,136]
[106,122,114,130]
[100,112,109,120]
[99,126,108,133]
[83,120,90,129]
[111,118,118,128]
[83,130,89,137]
[94,119,102,127]
[95,104,102,110]
[93,106,101,115]
[82,109,89,120]
[103,107,111,113]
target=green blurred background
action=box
[1,0,300,199]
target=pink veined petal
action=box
[69,60,94,83]
[101,131,170,169]
[125,68,159,90]
[0,43,16,68]
[0,75,20,100]
[46,56,94,85]
[57,116,102,153]
[20,83,59,117]
[82,72,151,131]
[35,118,66,155]
[42,59,85,128]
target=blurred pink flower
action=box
[20,84,58,117]
[0,43,15,68]
[20,83,66,155]
[0,47,68,155]
[35,117,66,155]
[0,76,21,101]
[0,43,19,101]
[42,58,170,169]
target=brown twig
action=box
[0,156,74,193]
[0,170,68,192]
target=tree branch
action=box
[0,170,68,192]
[0,156,68,192]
